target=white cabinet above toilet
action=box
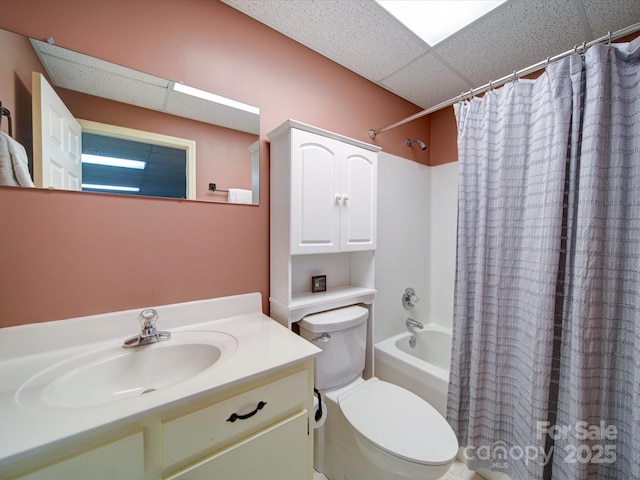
[269,120,379,256]
[287,127,377,254]
[268,120,380,328]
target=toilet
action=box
[299,305,458,480]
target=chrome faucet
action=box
[406,317,424,329]
[123,308,172,347]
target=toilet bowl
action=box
[299,305,458,480]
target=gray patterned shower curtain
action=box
[447,37,640,480]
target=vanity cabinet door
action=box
[168,411,309,480]
[17,432,144,480]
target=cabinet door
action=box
[290,129,341,254]
[169,412,310,480]
[18,432,144,480]
[340,146,377,251]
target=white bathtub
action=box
[374,325,452,416]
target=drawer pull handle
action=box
[226,401,267,423]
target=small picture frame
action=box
[311,275,327,293]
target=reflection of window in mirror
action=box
[82,133,187,198]
[78,120,196,200]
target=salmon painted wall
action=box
[0,0,431,327]
[429,107,458,166]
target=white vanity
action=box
[0,293,319,479]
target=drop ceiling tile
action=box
[433,0,586,88]
[31,38,169,111]
[381,53,472,109]
[38,55,168,111]
[581,0,640,38]
[31,39,168,88]
[222,0,428,82]
[165,89,260,135]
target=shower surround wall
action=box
[374,154,458,343]
[375,152,430,343]
[427,162,458,326]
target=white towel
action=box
[227,188,253,204]
[0,131,34,187]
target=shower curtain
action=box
[448,37,640,480]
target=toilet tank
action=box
[299,305,369,390]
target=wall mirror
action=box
[0,28,260,204]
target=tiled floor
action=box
[443,460,486,479]
[313,459,485,479]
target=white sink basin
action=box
[16,331,238,408]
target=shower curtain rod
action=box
[368,21,640,139]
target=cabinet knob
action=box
[335,193,343,202]
[342,194,349,201]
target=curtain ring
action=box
[581,41,587,54]
[512,70,518,83]
[488,80,493,91]
[607,31,612,45]
[545,56,551,68]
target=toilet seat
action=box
[338,378,458,466]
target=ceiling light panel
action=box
[173,83,259,115]
[377,0,507,46]
[82,154,146,170]
[82,184,140,192]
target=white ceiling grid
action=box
[222,0,640,110]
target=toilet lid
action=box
[338,378,458,466]
[299,305,369,333]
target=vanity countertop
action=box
[0,293,320,466]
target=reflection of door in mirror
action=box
[32,72,82,190]
[32,72,196,199]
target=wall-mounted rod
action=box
[209,183,228,193]
[368,21,640,139]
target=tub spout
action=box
[406,318,423,329]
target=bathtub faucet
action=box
[406,318,423,329]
